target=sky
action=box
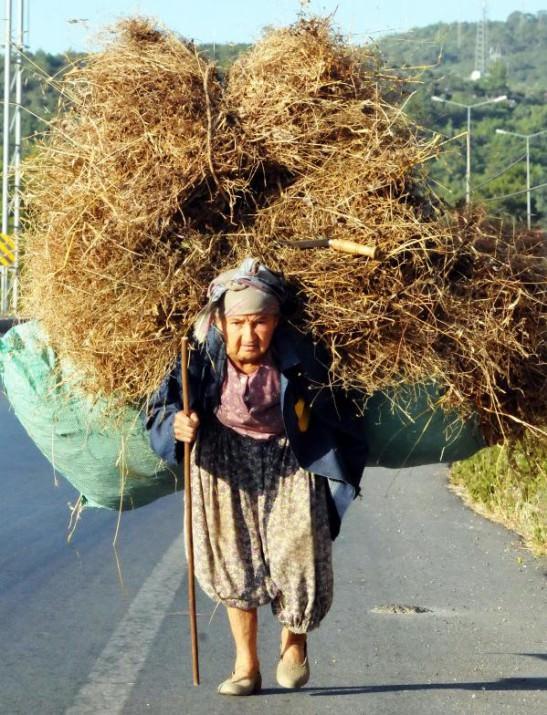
[17,1,547,54]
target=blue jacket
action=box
[143,322,368,540]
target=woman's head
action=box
[193,258,287,360]
[215,280,280,365]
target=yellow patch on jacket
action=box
[294,398,310,432]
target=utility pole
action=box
[496,128,547,229]
[431,95,507,205]
[474,2,488,78]
[1,0,25,315]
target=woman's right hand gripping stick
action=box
[174,410,200,444]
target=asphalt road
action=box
[1,391,546,714]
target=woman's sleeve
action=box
[143,343,205,465]
[298,333,369,490]
[314,385,369,494]
[144,357,183,466]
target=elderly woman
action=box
[145,257,367,696]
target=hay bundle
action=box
[19,16,545,444]
[49,18,243,234]
[437,213,546,440]
[235,160,545,441]
[224,20,545,442]
[21,18,240,398]
[225,18,426,181]
[22,226,228,397]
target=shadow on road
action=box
[259,677,547,696]
[507,652,547,662]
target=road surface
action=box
[1,392,545,714]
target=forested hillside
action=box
[380,10,546,94]
[379,11,547,225]
[4,10,546,226]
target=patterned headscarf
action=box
[193,257,287,343]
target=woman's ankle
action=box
[234,655,260,675]
[281,626,306,646]
[280,627,307,661]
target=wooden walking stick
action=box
[180,337,200,686]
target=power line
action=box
[472,151,527,191]
[481,182,547,202]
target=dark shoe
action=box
[217,670,262,696]
[276,640,310,689]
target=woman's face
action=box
[218,312,279,368]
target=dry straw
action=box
[20,16,546,444]
[21,18,240,397]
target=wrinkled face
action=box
[217,312,279,367]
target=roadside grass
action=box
[449,431,547,556]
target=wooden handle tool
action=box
[180,337,200,686]
[283,237,376,258]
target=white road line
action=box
[65,537,186,715]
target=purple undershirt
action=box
[214,351,285,439]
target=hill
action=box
[378,11,547,224]
[379,10,547,95]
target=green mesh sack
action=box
[1,322,485,507]
[363,382,486,468]
[0,320,180,509]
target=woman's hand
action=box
[174,410,200,444]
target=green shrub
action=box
[450,431,546,555]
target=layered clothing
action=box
[144,321,368,540]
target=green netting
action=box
[0,321,485,512]
[362,383,486,468]
[0,320,180,509]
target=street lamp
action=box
[495,128,547,229]
[431,95,507,205]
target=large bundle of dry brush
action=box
[20,17,545,443]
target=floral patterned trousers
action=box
[184,417,334,633]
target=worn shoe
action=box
[217,670,262,696]
[276,640,310,689]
